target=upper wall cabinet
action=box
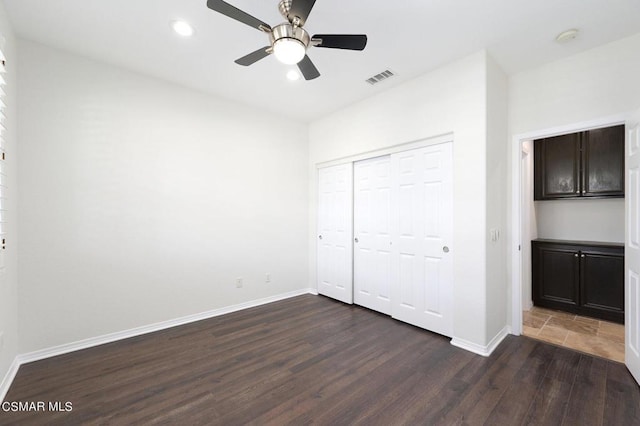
[534,125,625,200]
[534,132,580,199]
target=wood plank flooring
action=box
[2,294,639,425]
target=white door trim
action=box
[316,132,453,170]
[510,114,628,335]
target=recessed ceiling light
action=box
[286,70,301,81]
[555,28,579,44]
[172,20,194,37]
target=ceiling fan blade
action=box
[297,55,320,80]
[288,0,316,26]
[206,0,271,31]
[312,34,368,51]
[235,46,272,66]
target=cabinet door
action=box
[580,248,624,322]
[582,125,625,198]
[532,243,579,309]
[534,133,581,200]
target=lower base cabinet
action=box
[532,239,624,324]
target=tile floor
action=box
[523,306,625,363]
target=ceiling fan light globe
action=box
[273,38,306,65]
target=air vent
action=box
[365,69,395,85]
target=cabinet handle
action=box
[581,254,585,258]
[318,235,323,240]
[574,254,579,257]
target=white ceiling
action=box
[4,0,640,122]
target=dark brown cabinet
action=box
[532,239,624,323]
[534,125,624,200]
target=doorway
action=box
[511,117,628,363]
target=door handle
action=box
[354,237,359,243]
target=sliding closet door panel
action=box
[354,156,392,315]
[396,156,420,311]
[317,164,353,304]
[391,142,453,337]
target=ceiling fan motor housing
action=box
[271,23,310,48]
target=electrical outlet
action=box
[265,273,271,283]
[236,278,243,288]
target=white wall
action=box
[309,52,493,347]
[509,33,640,326]
[0,1,18,392]
[485,55,509,340]
[17,40,309,353]
[535,199,625,242]
[509,33,640,135]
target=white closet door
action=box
[391,142,454,337]
[317,163,353,304]
[354,156,392,315]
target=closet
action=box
[317,142,453,337]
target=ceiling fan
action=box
[206,0,368,80]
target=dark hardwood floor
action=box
[1,294,639,425]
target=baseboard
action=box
[0,356,21,402]
[4,287,313,384]
[524,300,533,311]
[450,326,511,357]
